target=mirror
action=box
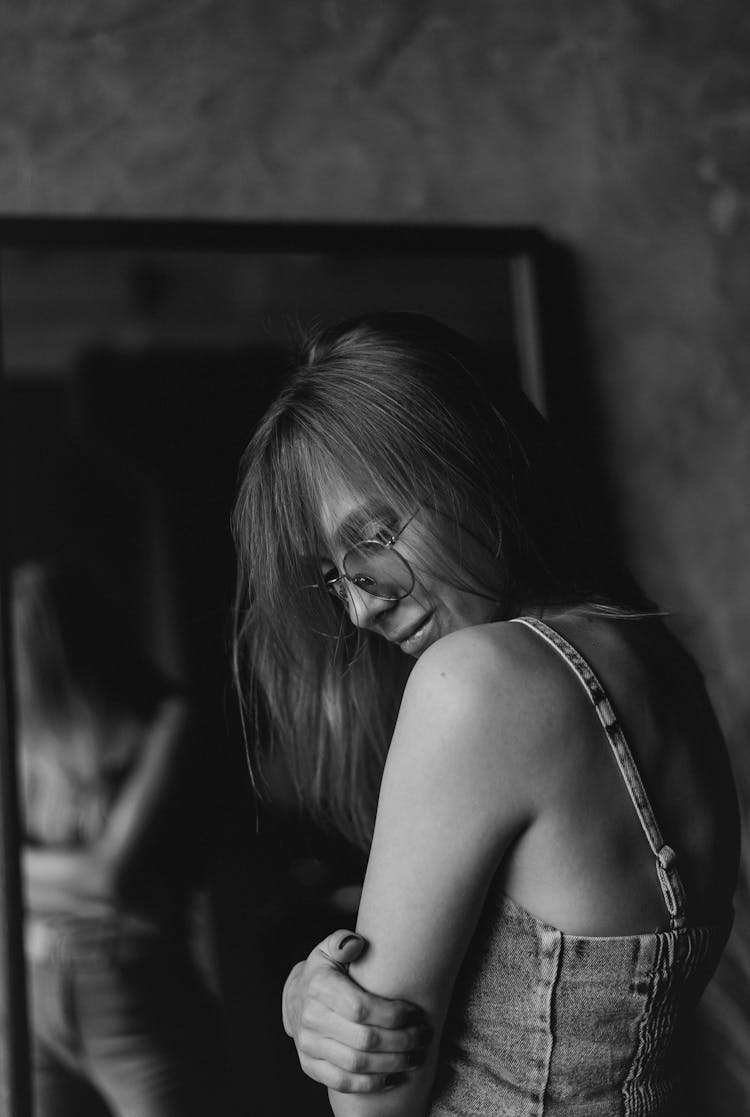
[0,220,546,1115]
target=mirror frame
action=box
[0,216,548,1115]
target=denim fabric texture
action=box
[26,915,225,1117]
[429,618,731,1117]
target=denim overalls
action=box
[429,618,731,1117]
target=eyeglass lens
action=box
[339,540,414,601]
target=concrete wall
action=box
[4,0,749,1107]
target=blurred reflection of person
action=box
[12,561,225,1117]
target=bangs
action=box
[233,390,509,666]
[231,313,656,846]
[232,323,519,674]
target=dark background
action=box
[1,2,748,1110]
[2,230,546,1115]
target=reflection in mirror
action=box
[10,560,228,1115]
[1,227,543,1114]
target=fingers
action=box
[298,1055,409,1094]
[300,996,431,1055]
[324,929,367,965]
[317,980,424,1030]
[285,930,432,1095]
[307,957,424,1030]
[298,1033,426,1078]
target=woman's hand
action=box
[282,929,431,1094]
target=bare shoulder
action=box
[405,618,565,698]
[389,620,587,803]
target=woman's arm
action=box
[328,625,538,1117]
[23,697,192,915]
[282,929,432,1092]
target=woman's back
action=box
[497,612,738,937]
[429,614,737,1116]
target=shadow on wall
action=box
[533,239,628,560]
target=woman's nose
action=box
[344,584,394,629]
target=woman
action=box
[232,313,739,1116]
[12,561,224,1117]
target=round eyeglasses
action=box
[322,509,419,603]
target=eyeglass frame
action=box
[314,507,421,604]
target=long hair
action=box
[232,312,653,849]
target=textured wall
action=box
[3,0,749,1107]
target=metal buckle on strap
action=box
[657,844,677,871]
[655,844,688,928]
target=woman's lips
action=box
[396,614,435,656]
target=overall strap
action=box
[511,617,687,931]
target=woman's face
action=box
[317,487,504,658]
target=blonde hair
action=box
[232,313,653,848]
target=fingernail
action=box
[337,934,361,950]
[383,1073,405,1089]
